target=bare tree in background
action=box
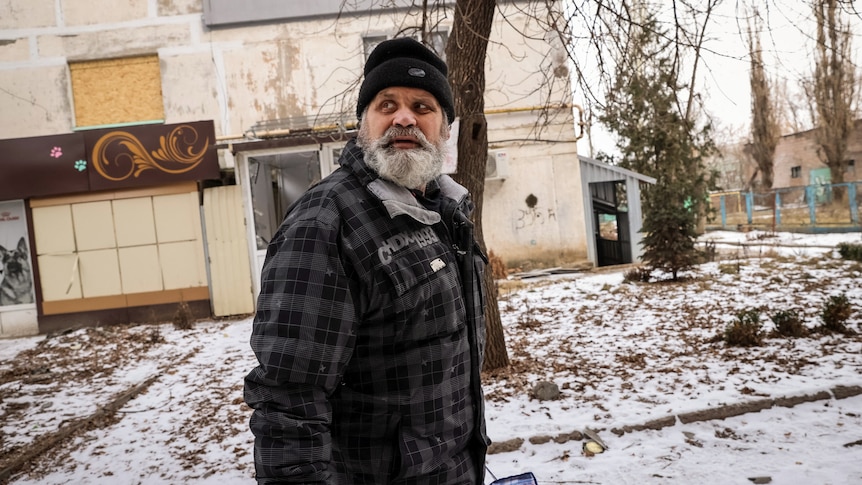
[806,0,857,195]
[775,78,808,135]
[746,8,780,191]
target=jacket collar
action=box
[339,138,470,225]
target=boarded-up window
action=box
[69,55,164,128]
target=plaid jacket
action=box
[244,139,489,484]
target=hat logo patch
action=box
[408,67,426,78]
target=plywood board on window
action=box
[37,254,82,301]
[69,55,164,127]
[72,201,116,251]
[31,205,76,255]
[153,192,199,243]
[159,241,205,290]
[78,249,122,298]
[113,197,156,247]
[119,245,162,293]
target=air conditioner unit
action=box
[486,149,509,180]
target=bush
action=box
[723,309,764,347]
[770,309,807,338]
[173,301,194,330]
[718,262,742,275]
[837,242,862,262]
[487,250,508,280]
[818,293,854,334]
[699,240,717,263]
[623,266,652,283]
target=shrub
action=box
[718,262,741,275]
[818,293,854,334]
[723,310,764,347]
[173,301,195,330]
[623,266,652,283]
[837,242,862,262]
[487,250,508,280]
[770,309,807,338]
[699,240,717,263]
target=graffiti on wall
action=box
[513,193,557,231]
[514,207,557,230]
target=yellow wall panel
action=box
[37,254,82,301]
[113,197,157,247]
[159,241,205,290]
[72,201,116,251]
[119,246,163,293]
[69,55,164,127]
[78,249,122,298]
[32,205,76,254]
[31,186,211,314]
[153,192,198,242]
[203,185,254,316]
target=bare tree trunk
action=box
[746,8,780,206]
[446,0,509,371]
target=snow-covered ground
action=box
[1,230,861,484]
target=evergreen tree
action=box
[598,15,715,280]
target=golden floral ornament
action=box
[91,125,209,181]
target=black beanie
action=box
[356,37,455,124]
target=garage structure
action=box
[579,155,655,267]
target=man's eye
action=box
[380,101,396,111]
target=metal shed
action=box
[579,155,656,267]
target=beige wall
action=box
[0,65,75,136]
[483,111,585,266]
[60,0,149,26]
[0,0,56,29]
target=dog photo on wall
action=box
[0,237,35,306]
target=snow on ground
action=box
[1,230,861,484]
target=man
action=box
[244,37,489,484]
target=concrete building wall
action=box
[773,130,825,189]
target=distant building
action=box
[709,141,757,191]
[708,120,862,192]
[772,120,862,189]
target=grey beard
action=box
[358,126,446,190]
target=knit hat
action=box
[356,37,455,124]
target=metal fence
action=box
[708,182,862,232]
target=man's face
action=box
[362,86,448,145]
[358,86,450,190]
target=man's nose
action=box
[392,108,416,127]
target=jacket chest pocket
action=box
[378,243,466,339]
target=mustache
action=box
[376,126,434,150]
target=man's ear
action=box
[443,125,451,141]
